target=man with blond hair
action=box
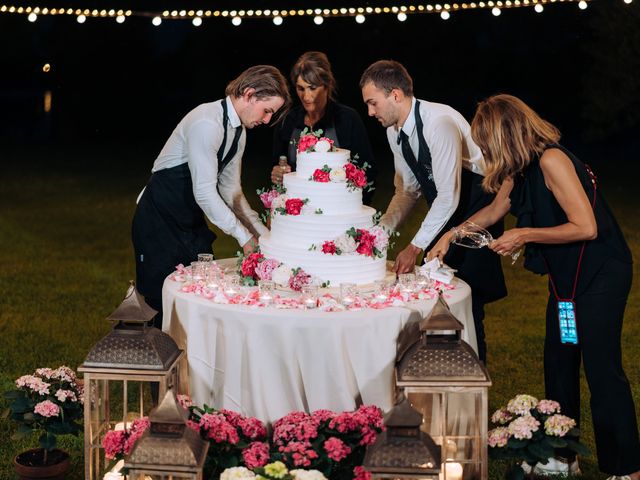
[132,65,291,326]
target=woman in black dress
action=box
[270,51,376,204]
[430,94,639,479]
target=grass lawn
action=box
[0,140,638,479]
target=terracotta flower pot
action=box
[14,449,70,480]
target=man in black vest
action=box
[132,65,291,328]
[360,60,506,362]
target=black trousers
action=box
[544,257,640,475]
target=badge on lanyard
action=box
[557,300,578,345]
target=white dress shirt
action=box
[379,98,486,250]
[151,97,268,246]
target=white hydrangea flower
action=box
[335,234,357,253]
[220,467,255,480]
[272,264,293,286]
[291,470,328,480]
[314,139,331,153]
[329,168,346,182]
[270,194,288,211]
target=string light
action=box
[441,10,451,18]
[151,16,161,25]
[0,0,613,24]
[192,16,202,26]
[623,0,632,4]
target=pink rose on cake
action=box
[321,241,338,255]
[312,169,331,183]
[297,134,318,153]
[285,198,305,215]
[355,229,376,257]
[344,163,368,189]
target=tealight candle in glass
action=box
[190,261,206,282]
[398,273,416,294]
[340,283,357,307]
[206,268,222,290]
[301,284,319,309]
[415,274,431,292]
[258,280,275,305]
[373,280,389,301]
[224,275,240,296]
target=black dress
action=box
[509,144,639,475]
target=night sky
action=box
[1,0,639,158]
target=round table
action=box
[162,267,474,424]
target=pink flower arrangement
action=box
[321,241,337,255]
[285,198,305,215]
[488,394,589,477]
[353,466,372,480]
[297,134,318,153]
[344,163,368,189]
[185,400,268,479]
[5,366,84,460]
[271,406,384,478]
[315,227,389,259]
[260,189,282,209]
[102,417,150,460]
[241,252,265,279]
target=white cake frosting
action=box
[259,148,387,286]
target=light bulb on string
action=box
[77,14,86,23]
[192,17,202,26]
[534,4,544,12]
[623,0,632,4]
[313,15,323,25]
[578,0,588,8]
[231,16,241,26]
[28,12,37,21]
[273,15,283,25]
[492,7,501,15]
[116,14,125,23]
[441,10,451,19]
[355,14,365,23]
[152,16,162,26]
[397,12,407,21]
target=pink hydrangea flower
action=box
[177,394,193,410]
[536,399,561,415]
[507,415,540,440]
[323,437,351,462]
[544,414,576,437]
[238,417,267,441]
[281,441,318,467]
[506,394,539,416]
[311,409,336,423]
[34,400,60,418]
[103,430,126,459]
[242,441,270,469]
[353,466,372,480]
[200,413,239,444]
[491,408,513,425]
[260,189,281,209]
[55,389,78,403]
[369,226,389,251]
[488,427,510,447]
[255,258,280,281]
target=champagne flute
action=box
[453,221,521,265]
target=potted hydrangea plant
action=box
[488,394,590,480]
[3,366,84,479]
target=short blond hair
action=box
[225,65,291,118]
[471,94,561,192]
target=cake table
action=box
[161,261,475,424]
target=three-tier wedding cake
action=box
[258,135,388,287]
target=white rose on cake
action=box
[329,167,346,182]
[335,233,357,253]
[314,139,331,153]
[272,264,293,286]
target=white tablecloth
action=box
[162,273,475,424]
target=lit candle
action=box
[441,462,463,480]
[304,297,317,309]
[260,293,273,305]
[375,293,388,301]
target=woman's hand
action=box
[427,230,456,262]
[270,164,291,185]
[242,236,259,255]
[489,228,528,256]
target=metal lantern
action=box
[78,282,183,480]
[363,396,441,480]
[395,293,491,480]
[125,389,209,480]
